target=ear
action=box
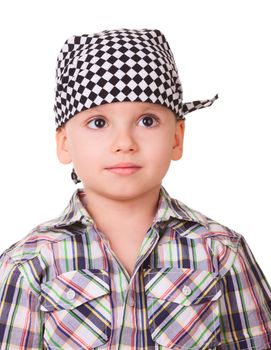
[171,119,185,161]
[55,126,72,164]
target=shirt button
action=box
[182,285,192,296]
[66,289,76,300]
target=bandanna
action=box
[54,28,218,130]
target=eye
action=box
[87,117,108,129]
[86,114,160,129]
[138,114,159,128]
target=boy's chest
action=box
[40,224,222,350]
[46,221,215,279]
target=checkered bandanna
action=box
[54,28,218,130]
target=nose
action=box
[111,127,138,153]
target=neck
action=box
[81,185,162,233]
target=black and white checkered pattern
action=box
[54,28,218,130]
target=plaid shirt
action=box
[0,185,270,350]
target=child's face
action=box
[56,101,185,198]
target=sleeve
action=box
[218,234,271,350]
[0,253,44,349]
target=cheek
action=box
[68,133,96,162]
[146,132,174,156]
[146,141,173,170]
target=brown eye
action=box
[138,115,159,127]
[87,117,107,129]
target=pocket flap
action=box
[40,269,110,311]
[143,267,221,306]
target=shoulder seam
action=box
[1,228,74,263]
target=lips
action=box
[105,162,142,175]
[106,162,141,169]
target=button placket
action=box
[127,293,135,307]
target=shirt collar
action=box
[155,186,209,229]
[40,185,208,231]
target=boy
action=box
[0,28,270,350]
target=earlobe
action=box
[55,127,72,164]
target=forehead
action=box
[77,101,175,118]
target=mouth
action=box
[106,162,141,168]
[105,165,141,175]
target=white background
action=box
[0,0,270,282]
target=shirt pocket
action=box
[40,269,111,350]
[143,267,222,350]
